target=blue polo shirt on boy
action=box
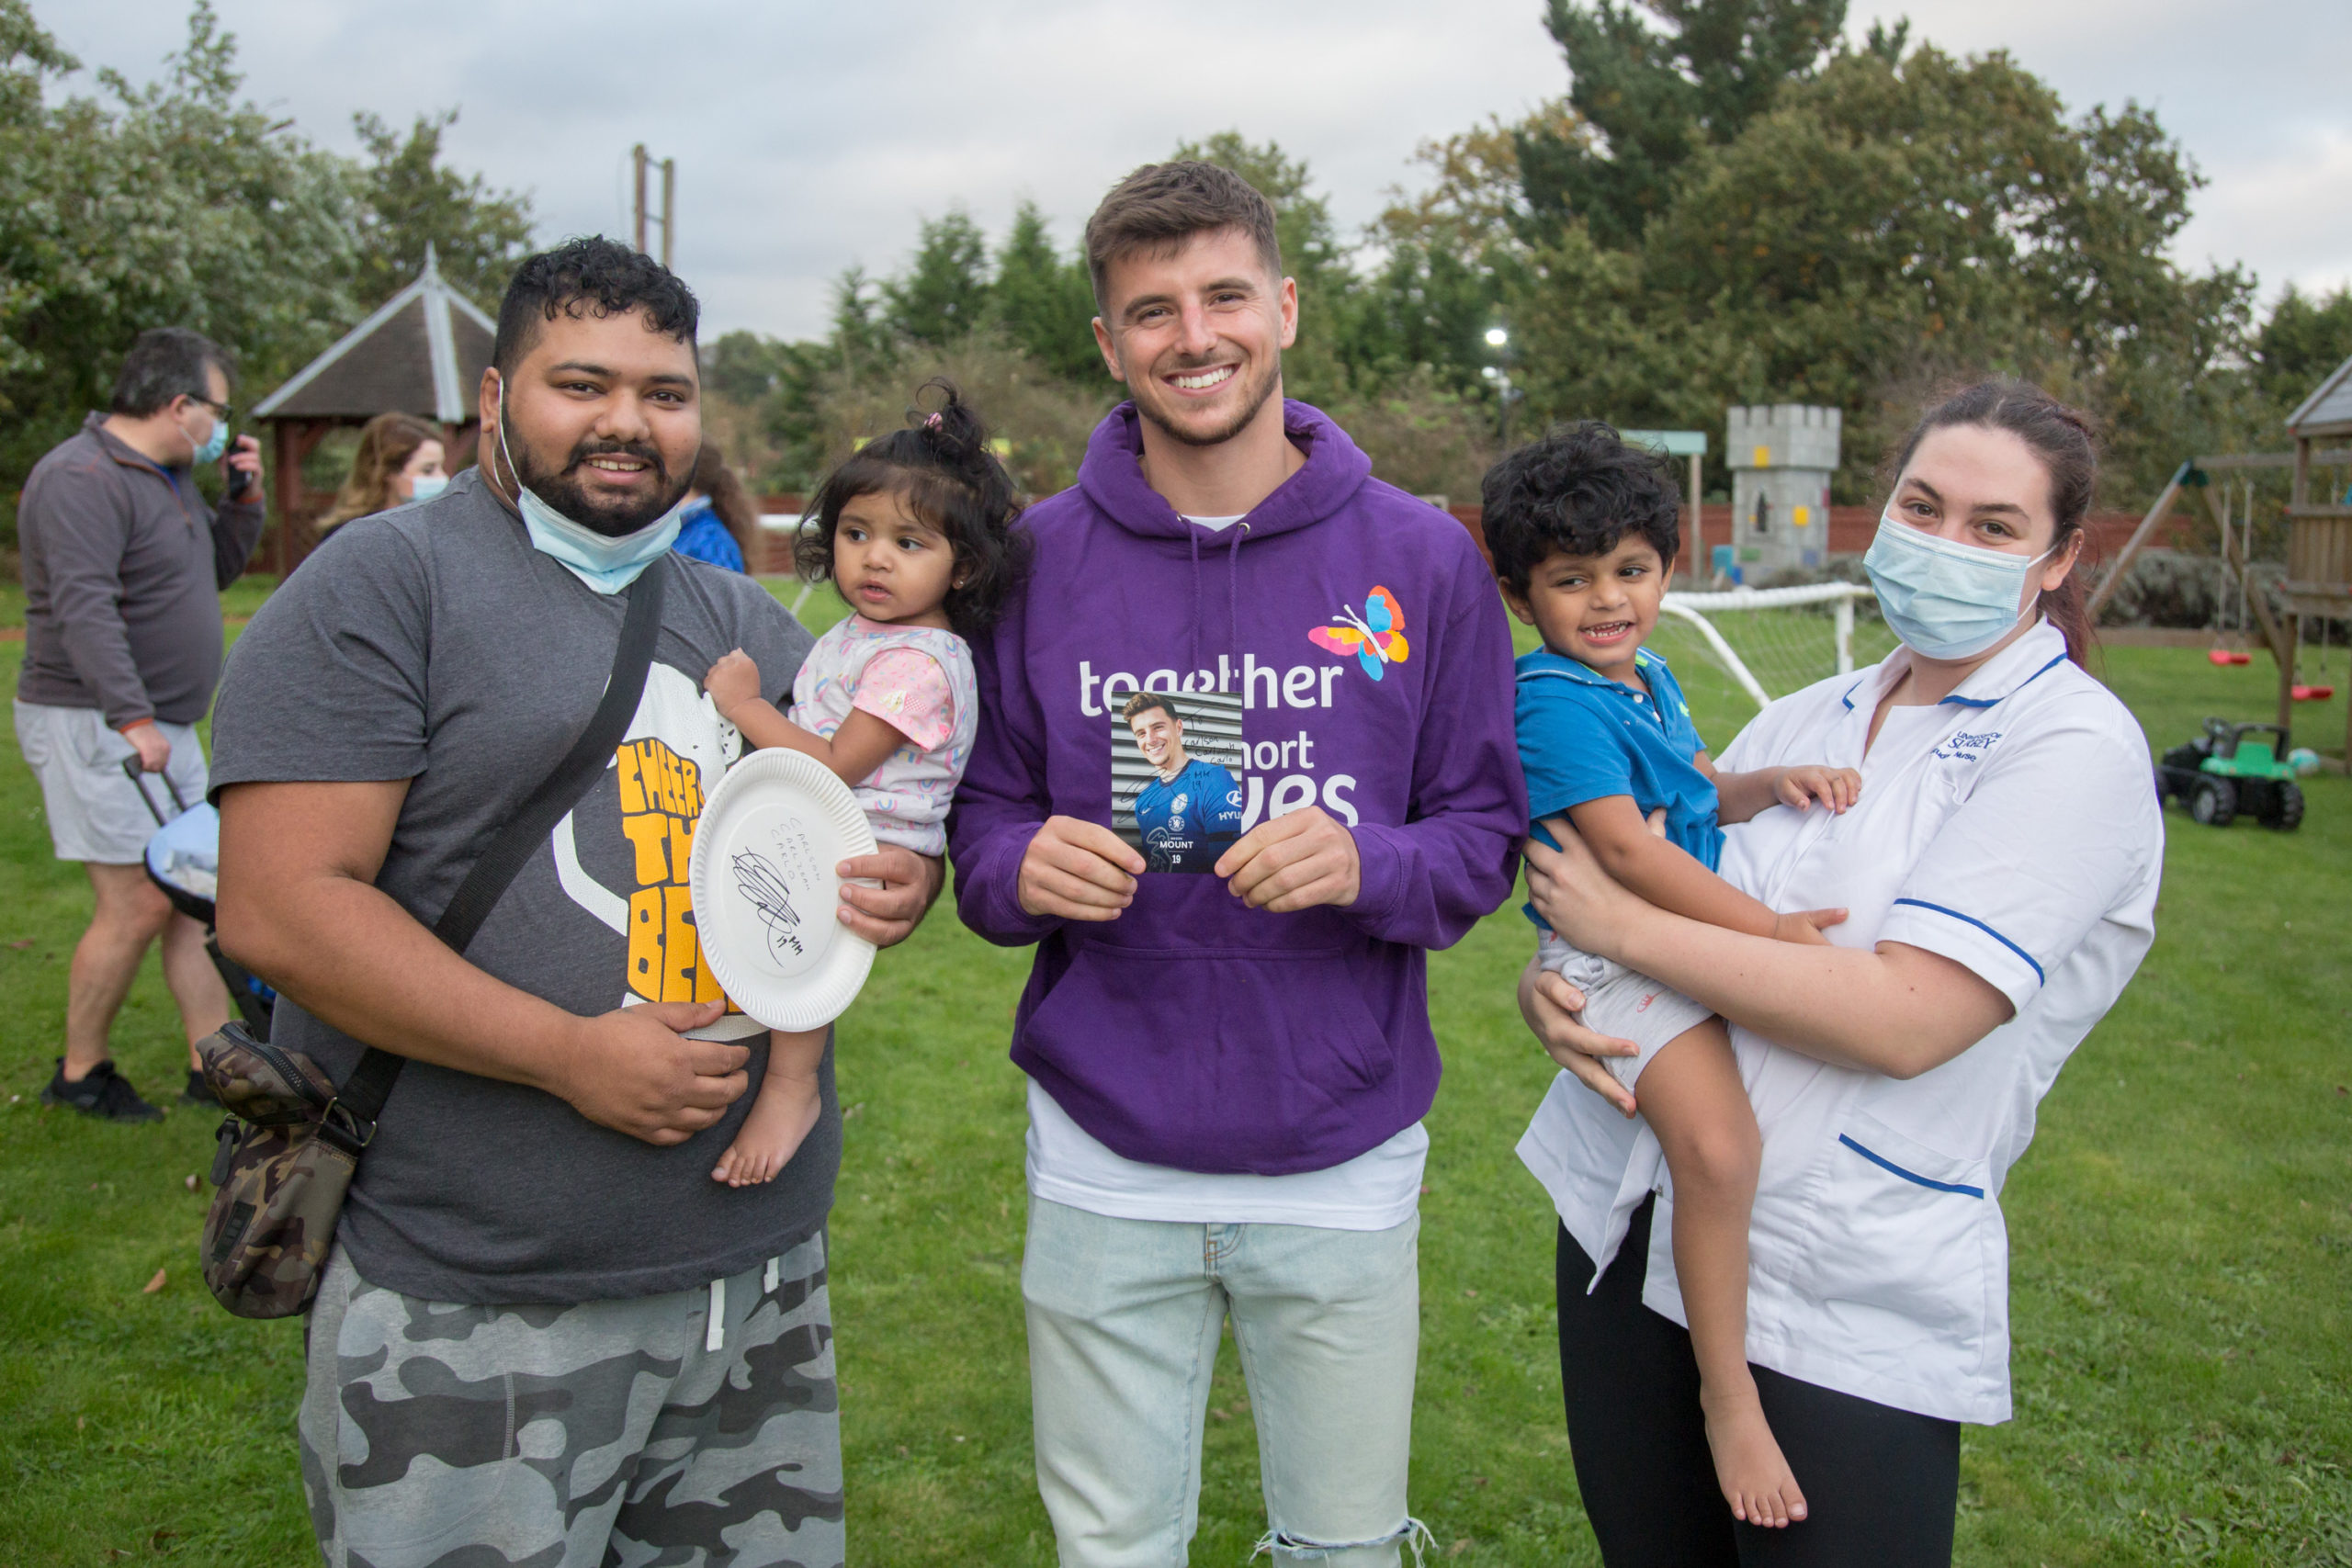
[1518,645,1720,928]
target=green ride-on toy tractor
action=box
[2156,718,2305,829]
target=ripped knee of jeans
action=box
[1251,1517,1437,1565]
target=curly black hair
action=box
[1479,420,1683,593]
[492,236,699,375]
[794,380,1030,638]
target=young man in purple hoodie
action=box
[950,162,1525,1566]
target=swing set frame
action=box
[2086,363,2352,762]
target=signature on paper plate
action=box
[730,850,808,964]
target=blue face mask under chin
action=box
[493,386,683,593]
[1863,512,2058,662]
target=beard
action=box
[1131,350,1283,449]
[507,433,688,537]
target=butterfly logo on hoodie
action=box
[1308,586,1410,682]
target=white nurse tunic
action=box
[1520,619,2163,1425]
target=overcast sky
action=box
[45,0,2352,343]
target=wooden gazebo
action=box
[251,244,495,572]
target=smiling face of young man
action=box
[483,306,701,536]
[1092,226,1296,451]
[1127,705,1189,778]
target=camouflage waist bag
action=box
[195,557,670,1320]
[199,1025,399,1317]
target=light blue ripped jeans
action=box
[1023,1198,1432,1567]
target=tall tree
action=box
[990,199,1102,384]
[0,0,361,529]
[351,109,532,308]
[828,265,888,361]
[881,209,991,346]
[1518,0,1846,248]
[0,0,539,542]
[1510,41,2252,501]
[1363,106,1578,396]
[2248,285,2352,421]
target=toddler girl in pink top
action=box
[703,384,1026,1183]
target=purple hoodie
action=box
[950,400,1526,1175]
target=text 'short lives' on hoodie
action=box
[950,401,1528,1176]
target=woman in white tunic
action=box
[1517,381,2164,1567]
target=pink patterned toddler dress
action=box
[785,615,977,855]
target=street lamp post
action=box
[1483,326,1521,449]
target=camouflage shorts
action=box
[299,1232,842,1568]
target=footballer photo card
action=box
[1110,688,1248,874]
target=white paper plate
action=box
[688,748,879,1032]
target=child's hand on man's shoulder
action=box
[705,649,761,718]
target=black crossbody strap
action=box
[336,557,672,1122]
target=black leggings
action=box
[1556,1199,1962,1567]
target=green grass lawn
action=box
[1,584,2346,1565]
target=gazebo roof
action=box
[254,245,495,423]
[2285,352,2352,436]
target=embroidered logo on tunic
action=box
[1932,730,2002,761]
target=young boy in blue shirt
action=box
[1484,423,1860,1531]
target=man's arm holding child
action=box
[1564,794,1834,946]
[706,649,904,787]
[1703,755,1861,827]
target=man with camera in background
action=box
[16,326,263,1122]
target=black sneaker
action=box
[40,1058,164,1123]
[180,1069,220,1108]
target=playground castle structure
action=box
[1725,404,1839,579]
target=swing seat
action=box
[2290,683,2335,702]
[2207,649,2253,666]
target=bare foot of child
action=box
[710,1076,822,1187]
[1702,1385,1809,1529]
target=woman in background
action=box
[673,446,763,572]
[315,412,445,533]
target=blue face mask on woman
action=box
[1863,512,2057,661]
[408,473,449,504]
[493,385,682,593]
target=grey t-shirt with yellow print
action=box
[209,469,823,1304]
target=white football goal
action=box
[1655,582,1893,711]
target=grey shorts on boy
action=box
[1537,930,1715,1089]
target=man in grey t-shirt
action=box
[210,240,940,1568]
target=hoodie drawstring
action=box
[1227,523,1249,682]
[1182,518,1251,687]
[1187,525,1204,682]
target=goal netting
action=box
[1652,583,1895,712]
